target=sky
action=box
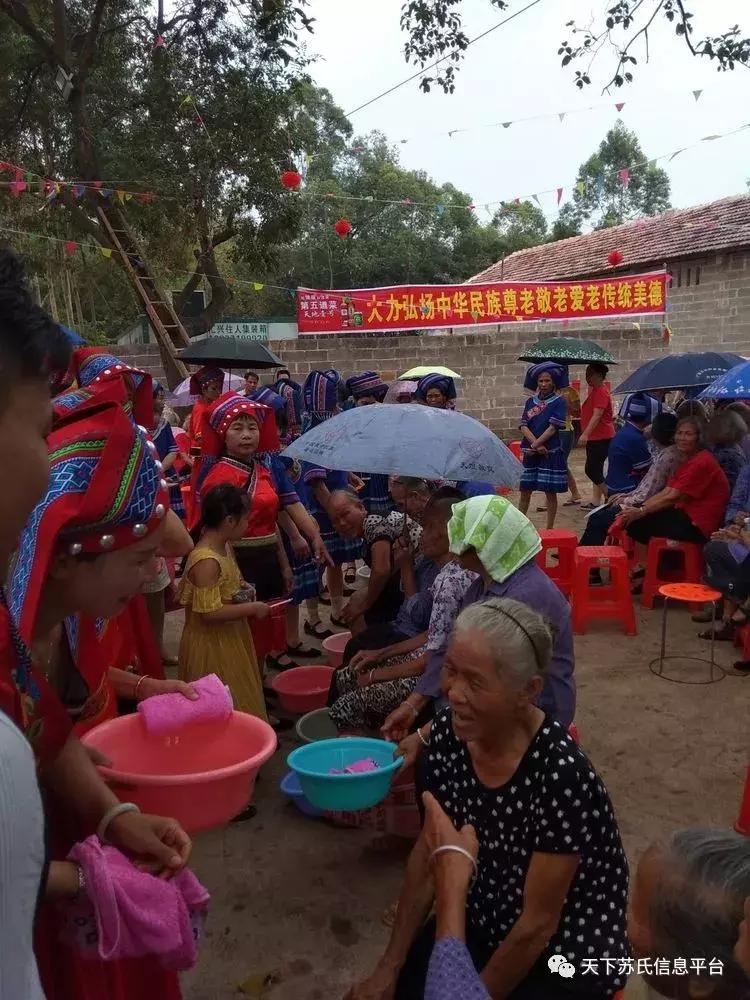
[304,0,750,225]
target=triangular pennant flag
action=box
[99,247,112,258]
[468,203,476,212]
[100,188,113,199]
[123,192,133,202]
[252,282,264,292]
[14,167,23,182]
[91,180,103,189]
[532,195,541,207]
[701,134,720,142]
[596,174,605,196]
[692,89,703,102]
[558,113,566,123]
[615,102,625,113]
[617,168,630,187]
[502,122,512,129]
[116,189,125,203]
[181,95,193,105]
[514,197,521,205]
[556,187,563,205]
[8,181,27,197]
[0,162,12,173]
[435,203,445,217]
[25,172,35,184]
[64,241,78,257]
[669,149,684,162]
[153,34,165,48]
[71,184,86,199]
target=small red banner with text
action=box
[297,271,668,335]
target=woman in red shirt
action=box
[578,362,615,509]
[619,417,730,547]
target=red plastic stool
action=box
[572,547,636,635]
[735,764,750,835]
[508,440,522,460]
[650,583,725,685]
[641,537,705,610]
[606,521,637,568]
[734,623,750,660]
[536,529,577,597]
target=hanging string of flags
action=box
[2,118,749,221]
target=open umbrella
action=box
[614,352,744,394]
[518,337,616,365]
[398,365,462,380]
[698,360,750,400]
[166,371,247,406]
[179,336,283,368]
[282,403,522,486]
[384,380,418,403]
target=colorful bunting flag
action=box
[116,190,125,203]
[99,247,112,258]
[615,102,625,113]
[64,241,77,257]
[181,95,193,105]
[502,122,511,129]
[669,149,684,162]
[252,282,264,292]
[153,35,165,48]
[9,181,27,197]
[71,184,86,199]
[558,113,566,123]
[435,203,445,217]
[617,168,630,187]
[556,187,563,205]
[693,90,703,102]
[532,195,541,207]
[100,188,113,199]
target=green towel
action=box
[448,495,541,583]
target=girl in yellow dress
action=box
[178,484,270,719]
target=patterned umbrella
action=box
[518,337,617,365]
[698,360,750,400]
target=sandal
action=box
[286,643,319,660]
[266,652,298,672]
[563,498,581,507]
[698,622,737,642]
[344,568,356,585]
[304,620,333,640]
[330,615,349,629]
[579,502,597,511]
[732,660,750,674]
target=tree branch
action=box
[602,0,664,91]
[52,0,67,64]
[78,0,109,81]
[0,61,43,141]
[57,191,109,245]
[0,0,57,64]
[674,0,697,55]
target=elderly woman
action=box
[329,492,477,731]
[707,408,749,491]
[329,490,422,630]
[620,416,730,550]
[414,373,457,409]
[346,598,629,1000]
[383,495,575,745]
[518,363,571,530]
[628,829,750,999]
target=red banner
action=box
[297,271,668,336]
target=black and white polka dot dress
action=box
[424,710,629,996]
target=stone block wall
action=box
[117,249,750,439]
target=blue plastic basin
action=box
[279,770,324,818]
[287,737,403,811]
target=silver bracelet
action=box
[368,669,375,685]
[430,845,478,878]
[417,726,430,747]
[96,801,141,843]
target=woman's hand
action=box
[349,648,382,673]
[423,791,478,893]
[45,860,83,900]
[106,811,192,878]
[577,435,588,448]
[533,444,549,457]
[138,677,197,702]
[618,506,644,527]
[291,535,311,561]
[313,534,334,567]
[343,964,398,1000]
[382,701,416,743]
[394,730,423,769]
[348,473,365,493]
[246,601,270,620]
[392,536,413,571]
[83,744,113,768]
[341,593,366,624]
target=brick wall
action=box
[117,249,750,439]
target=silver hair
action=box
[393,476,431,495]
[453,597,552,686]
[651,828,750,996]
[328,489,364,507]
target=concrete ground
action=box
[172,453,748,1000]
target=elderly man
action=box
[328,490,422,631]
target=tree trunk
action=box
[46,263,60,321]
[63,267,75,327]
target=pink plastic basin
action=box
[81,711,276,833]
[322,631,351,669]
[271,665,334,714]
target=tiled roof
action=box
[470,194,750,283]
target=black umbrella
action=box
[613,352,744,394]
[518,337,617,365]
[179,336,283,369]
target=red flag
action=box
[556,187,563,205]
[64,241,78,257]
[617,168,630,187]
[615,102,625,113]
[9,181,26,196]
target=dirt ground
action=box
[174,453,748,1000]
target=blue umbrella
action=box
[58,324,86,346]
[698,360,750,400]
[614,352,743,394]
[282,404,522,487]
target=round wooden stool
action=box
[650,583,725,684]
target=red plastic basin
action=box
[271,665,334,714]
[322,631,351,668]
[81,711,277,833]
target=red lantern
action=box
[281,170,302,191]
[334,218,352,239]
[607,249,624,267]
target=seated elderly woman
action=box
[628,828,750,999]
[345,598,629,1000]
[707,408,749,492]
[328,491,477,732]
[619,416,730,560]
[328,490,422,630]
[383,494,576,746]
[580,411,680,548]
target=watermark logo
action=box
[548,955,576,978]
[548,956,725,978]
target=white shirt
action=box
[0,710,46,999]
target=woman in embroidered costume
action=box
[197,391,329,667]
[0,250,192,1000]
[186,366,225,524]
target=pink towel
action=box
[331,757,380,775]
[60,836,210,970]
[137,672,233,736]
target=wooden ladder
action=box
[97,206,189,387]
